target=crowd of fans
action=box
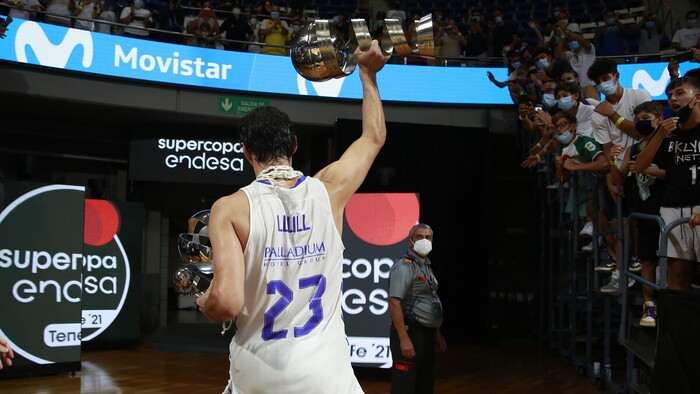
[1,0,699,62]
[511,25,700,328]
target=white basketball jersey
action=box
[227,176,363,394]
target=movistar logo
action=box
[632,67,670,97]
[14,21,93,68]
[297,74,346,97]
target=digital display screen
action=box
[4,19,696,104]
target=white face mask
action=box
[412,239,432,256]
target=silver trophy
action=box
[174,210,213,297]
[291,14,435,82]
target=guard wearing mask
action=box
[389,223,446,394]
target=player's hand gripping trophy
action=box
[174,210,213,297]
[290,13,435,81]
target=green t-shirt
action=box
[561,135,603,164]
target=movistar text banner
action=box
[1,19,698,103]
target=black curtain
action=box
[334,118,491,344]
[651,289,700,394]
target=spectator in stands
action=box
[331,13,349,43]
[489,62,536,104]
[636,76,700,293]
[634,8,663,60]
[611,101,666,327]
[73,0,99,30]
[352,0,371,26]
[588,58,651,290]
[668,48,700,82]
[253,0,271,17]
[287,0,305,19]
[119,0,153,39]
[246,8,262,53]
[95,1,115,34]
[436,17,466,66]
[524,82,596,164]
[220,6,253,51]
[527,20,545,47]
[553,21,598,101]
[594,10,628,57]
[560,70,600,103]
[552,110,609,224]
[547,10,579,49]
[672,10,700,52]
[185,2,220,46]
[154,0,185,44]
[260,5,288,56]
[43,0,74,27]
[3,0,43,22]
[370,11,385,40]
[464,17,487,67]
[532,47,573,87]
[287,17,302,45]
[469,8,486,30]
[385,0,406,29]
[195,20,219,48]
[487,7,518,57]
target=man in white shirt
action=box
[672,10,700,51]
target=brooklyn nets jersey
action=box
[226,176,363,394]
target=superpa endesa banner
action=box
[0,183,130,370]
[129,138,255,185]
[341,193,420,368]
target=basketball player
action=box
[196,40,387,394]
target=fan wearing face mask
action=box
[260,5,289,55]
[636,76,700,291]
[119,0,153,39]
[389,223,446,394]
[671,9,700,52]
[553,21,599,101]
[610,101,666,327]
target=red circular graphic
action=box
[345,193,420,246]
[84,199,120,246]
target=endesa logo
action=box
[0,186,130,364]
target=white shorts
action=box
[660,206,700,262]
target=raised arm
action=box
[314,40,387,230]
[636,117,678,173]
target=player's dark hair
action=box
[633,101,664,117]
[665,76,700,96]
[555,81,580,96]
[587,58,618,82]
[239,106,297,164]
[552,110,577,124]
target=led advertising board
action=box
[3,19,696,104]
[0,182,140,378]
[129,138,255,185]
[341,193,421,368]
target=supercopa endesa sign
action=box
[0,185,130,365]
[341,193,420,368]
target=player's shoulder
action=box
[211,189,248,214]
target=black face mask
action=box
[672,97,698,123]
[635,120,657,136]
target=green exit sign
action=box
[218,96,269,115]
